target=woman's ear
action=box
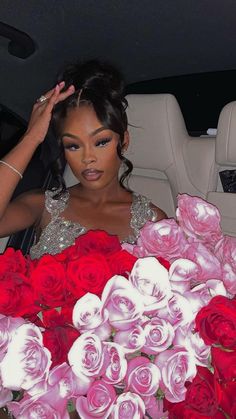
[122,131,130,152]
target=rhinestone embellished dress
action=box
[30,189,157,259]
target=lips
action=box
[81,169,103,181]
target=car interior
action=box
[1,1,236,254]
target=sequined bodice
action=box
[30,189,157,259]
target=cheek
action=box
[65,152,80,166]
[105,152,121,168]
[97,145,120,167]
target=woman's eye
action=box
[96,138,112,147]
[64,144,79,151]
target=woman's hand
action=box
[25,81,75,145]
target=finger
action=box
[36,83,75,113]
[34,81,65,107]
[43,81,65,99]
[48,84,75,107]
[57,85,75,102]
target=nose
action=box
[81,146,97,164]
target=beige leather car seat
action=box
[207,101,236,236]
[125,93,217,217]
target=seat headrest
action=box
[125,93,188,171]
[216,101,236,165]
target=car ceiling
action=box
[1,0,236,123]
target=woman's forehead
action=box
[63,104,102,128]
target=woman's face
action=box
[61,104,128,190]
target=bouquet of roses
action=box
[0,193,235,418]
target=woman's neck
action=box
[72,182,132,206]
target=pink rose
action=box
[1,323,51,391]
[184,280,227,314]
[142,317,175,354]
[17,363,86,417]
[76,379,116,419]
[103,342,127,384]
[158,292,194,330]
[68,332,103,382]
[7,394,67,419]
[176,194,223,247]
[169,258,199,293]
[173,323,211,367]
[48,362,90,398]
[155,346,197,402]
[125,356,161,397]
[72,293,111,340]
[114,325,146,353]
[0,314,26,361]
[144,397,168,419]
[101,276,144,331]
[122,241,148,258]
[215,236,236,294]
[138,219,188,261]
[184,242,222,281]
[0,375,12,408]
[129,257,172,313]
[110,392,145,419]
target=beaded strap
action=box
[45,188,69,218]
[127,193,157,244]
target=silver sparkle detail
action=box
[30,189,157,259]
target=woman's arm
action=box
[0,83,75,238]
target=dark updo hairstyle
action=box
[51,59,133,190]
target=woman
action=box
[0,60,166,255]
[0,60,166,418]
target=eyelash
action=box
[63,138,112,151]
[96,138,112,147]
[64,144,79,151]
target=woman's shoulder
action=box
[14,188,45,206]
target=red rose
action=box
[31,255,70,308]
[185,367,222,416]
[167,402,225,419]
[0,275,36,317]
[166,366,224,419]
[166,400,204,419]
[42,307,74,328]
[212,346,236,384]
[0,247,29,277]
[66,253,112,299]
[66,230,121,260]
[42,307,78,367]
[195,295,236,348]
[215,381,236,418]
[43,325,79,368]
[108,250,137,277]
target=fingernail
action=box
[59,81,65,86]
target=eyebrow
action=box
[61,126,108,141]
